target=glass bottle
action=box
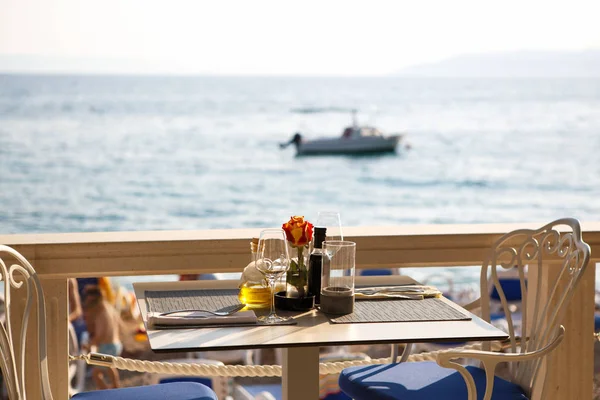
[308,227,326,304]
[238,238,271,308]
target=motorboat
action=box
[280,111,404,156]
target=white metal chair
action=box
[0,244,218,400]
[413,270,521,356]
[339,218,591,400]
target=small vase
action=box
[286,252,309,299]
[286,275,309,299]
[276,247,315,311]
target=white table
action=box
[134,276,508,400]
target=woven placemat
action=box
[145,289,241,314]
[328,298,471,324]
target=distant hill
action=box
[3,50,600,77]
[396,50,600,78]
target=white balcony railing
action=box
[2,222,599,399]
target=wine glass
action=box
[255,229,292,324]
[316,211,344,242]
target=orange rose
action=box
[282,216,314,247]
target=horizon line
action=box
[2,71,600,79]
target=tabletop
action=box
[133,275,509,353]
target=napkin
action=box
[354,285,442,300]
[147,310,258,328]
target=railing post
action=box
[41,278,70,399]
[532,261,595,400]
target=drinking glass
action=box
[255,229,292,323]
[320,240,356,314]
[316,211,344,242]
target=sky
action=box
[1,0,600,75]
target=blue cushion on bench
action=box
[72,382,218,400]
[339,361,528,400]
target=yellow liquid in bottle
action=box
[238,284,271,308]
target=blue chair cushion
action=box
[339,361,528,400]
[595,314,600,332]
[490,279,523,302]
[360,269,393,276]
[71,382,218,400]
[159,376,212,388]
[322,392,352,400]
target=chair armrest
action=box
[462,297,481,312]
[434,326,565,400]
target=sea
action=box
[1,74,600,293]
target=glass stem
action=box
[269,277,276,316]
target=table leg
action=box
[282,346,320,400]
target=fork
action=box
[158,303,246,317]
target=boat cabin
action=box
[341,126,384,139]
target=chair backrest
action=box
[478,218,590,394]
[0,244,54,400]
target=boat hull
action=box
[296,135,401,156]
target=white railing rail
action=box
[2,222,598,400]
